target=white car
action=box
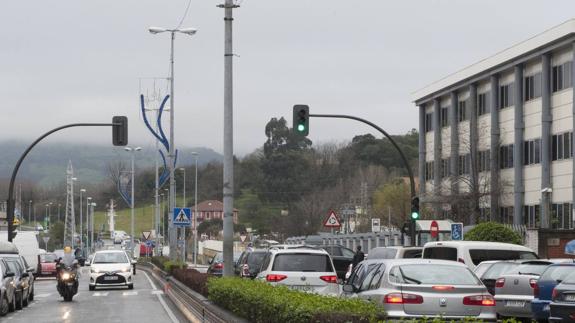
[256,247,339,296]
[88,250,135,290]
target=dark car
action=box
[2,256,32,310]
[207,252,241,277]
[234,250,267,278]
[0,258,17,316]
[549,270,575,322]
[532,263,575,322]
[316,245,355,280]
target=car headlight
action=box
[121,267,131,273]
[91,268,100,274]
[62,273,70,280]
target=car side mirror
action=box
[22,272,29,278]
[26,267,34,272]
[342,284,354,293]
[5,272,14,278]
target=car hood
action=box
[91,263,131,273]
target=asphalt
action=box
[2,267,189,323]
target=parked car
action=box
[0,231,40,276]
[36,253,58,277]
[0,258,17,316]
[479,260,548,295]
[87,250,136,290]
[532,263,575,322]
[234,250,267,278]
[422,241,538,271]
[316,245,355,280]
[1,255,32,310]
[549,270,575,322]
[341,258,496,321]
[494,260,560,320]
[473,260,500,278]
[256,247,339,296]
[368,247,422,260]
[207,252,242,277]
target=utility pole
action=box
[63,161,76,248]
[218,0,239,277]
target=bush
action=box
[151,256,170,271]
[464,222,522,245]
[164,260,187,274]
[172,268,209,296]
[207,277,386,323]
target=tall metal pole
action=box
[168,31,177,261]
[80,189,84,253]
[193,153,199,265]
[154,110,160,256]
[181,168,186,263]
[28,200,32,225]
[220,0,238,277]
[131,152,135,246]
[86,197,91,253]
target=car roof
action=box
[271,248,329,255]
[423,240,534,250]
[360,258,469,268]
[0,241,19,254]
[95,250,126,254]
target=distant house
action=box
[193,200,238,226]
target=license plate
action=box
[505,300,525,307]
[290,285,313,292]
[104,276,118,281]
[42,272,51,275]
[67,282,75,286]
[565,294,575,301]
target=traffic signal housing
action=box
[293,105,309,136]
[410,197,420,220]
[112,116,128,146]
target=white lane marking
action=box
[143,271,178,323]
[93,292,109,297]
[63,310,70,320]
[151,290,164,295]
[122,291,138,296]
[34,293,52,298]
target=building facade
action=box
[413,20,575,229]
[192,200,238,225]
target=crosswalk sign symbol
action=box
[173,208,192,226]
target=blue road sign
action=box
[451,223,463,241]
[146,240,154,247]
[173,208,192,227]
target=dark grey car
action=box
[0,258,17,316]
[549,271,575,322]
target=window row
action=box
[552,132,573,161]
[523,138,541,166]
[524,205,540,229]
[441,158,450,178]
[499,144,514,169]
[551,203,573,230]
[425,161,434,181]
[458,154,470,175]
[478,150,490,172]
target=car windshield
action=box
[422,247,457,261]
[540,266,575,283]
[515,263,551,275]
[561,271,575,284]
[482,262,520,279]
[247,252,266,267]
[93,252,129,264]
[272,253,334,272]
[40,253,57,262]
[369,248,398,259]
[390,264,480,285]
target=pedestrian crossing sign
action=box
[173,208,192,226]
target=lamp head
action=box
[135,147,142,151]
[179,28,198,35]
[148,26,167,34]
[124,147,132,152]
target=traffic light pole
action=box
[5,120,126,242]
[309,113,417,244]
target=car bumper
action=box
[89,271,132,287]
[532,299,552,320]
[386,312,496,322]
[494,295,533,318]
[549,302,575,322]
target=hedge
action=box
[464,221,523,245]
[207,277,386,323]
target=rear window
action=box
[247,252,267,267]
[272,253,334,272]
[423,247,457,261]
[515,263,552,276]
[540,266,575,283]
[369,248,398,259]
[403,249,422,259]
[322,246,342,257]
[389,264,480,285]
[469,249,538,265]
[482,262,520,279]
[40,254,57,262]
[561,271,575,284]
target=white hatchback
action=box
[87,250,135,290]
[256,248,339,296]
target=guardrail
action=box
[139,263,248,323]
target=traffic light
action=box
[112,116,128,146]
[293,105,309,136]
[410,197,420,220]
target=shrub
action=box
[151,256,170,271]
[464,222,522,245]
[172,268,209,297]
[207,277,385,323]
[164,260,187,274]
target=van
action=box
[0,232,40,274]
[422,241,538,271]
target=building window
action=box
[552,132,573,161]
[458,100,467,122]
[499,144,514,169]
[477,92,491,116]
[523,205,540,228]
[551,203,573,229]
[524,73,542,101]
[552,61,572,92]
[478,150,491,172]
[441,158,450,178]
[499,83,514,109]
[425,112,434,132]
[440,107,449,127]
[425,161,434,181]
[523,138,541,166]
[500,206,514,224]
[458,154,470,175]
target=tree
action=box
[464,222,522,245]
[372,179,411,228]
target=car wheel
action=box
[128,284,134,290]
[7,293,15,312]
[0,294,9,316]
[89,285,95,291]
[28,287,34,301]
[22,292,28,307]
[15,292,22,310]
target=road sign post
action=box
[323,210,342,230]
[451,223,463,241]
[173,208,192,227]
[371,218,381,233]
[42,236,50,251]
[430,220,439,241]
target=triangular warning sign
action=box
[323,210,341,228]
[175,209,189,222]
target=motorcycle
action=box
[56,265,78,302]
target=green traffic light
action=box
[411,212,419,220]
[297,124,306,132]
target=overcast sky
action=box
[1,0,574,156]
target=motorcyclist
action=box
[57,246,79,277]
[56,246,79,301]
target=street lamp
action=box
[28,200,32,225]
[125,146,142,246]
[80,189,86,253]
[179,167,186,263]
[87,197,92,252]
[191,151,199,265]
[149,25,198,260]
[90,202,96,253]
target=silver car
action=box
[341,259,496,321]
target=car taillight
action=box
[463,295,495,306]
[552,288,559,301]
[320,275,338,284]
[242,264,250,276]
[458,258,465,264]
[214,263,223,269]
[529,278,538,289]
[266,274,287,282]
[495,278,505,288]
[384,293,423,304]
[432,285,454,291]
[534,283,540,298]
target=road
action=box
[3,267,189,323]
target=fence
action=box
[285,229,406,252]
